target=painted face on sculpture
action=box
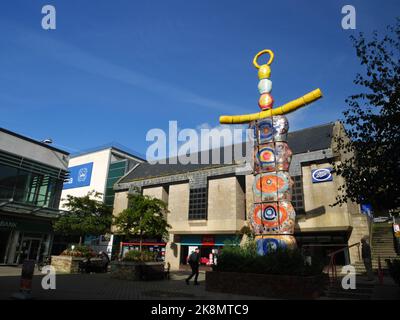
[254,142,292,173]
[253,172,293,202]
[256,235,297,255]
[250,201,296,235]
[252,116,289,144]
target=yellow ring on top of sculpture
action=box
[253,49,275,69]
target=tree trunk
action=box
[139,232,143,252]
[79,236,82,245]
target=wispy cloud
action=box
[10,24,247,115]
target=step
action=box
[372,246,396,248]
[327,286,373,294]
[373,241,395,244]
[325,292,371,300]
[372,253,398,256]
[372,247,396,249]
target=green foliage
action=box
[214,241,324,276]
[386,259,400,287]
[60,244,97,258]
[113,191,171,248]
[238,225,254,239]
[123,250,157,262]
[54,191,112,237]
[334,19,400,213]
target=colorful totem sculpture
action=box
[219,49,323,255]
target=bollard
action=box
[11,259,35,300]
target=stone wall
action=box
[51,256,84,273]
[206,271,326,299]
[297,162,351,232]
[110,261,165,280]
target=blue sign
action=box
[63,162,93,190]
[361,203,373,219]
[311,168,333,183]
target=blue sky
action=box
[1,0,399,157]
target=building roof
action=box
[118,122,335,184]
[288,122,335,154]
[0,127,69,155]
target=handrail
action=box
[327,242,361,284]
[328,242,360,257]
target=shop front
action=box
[120,239,167,261]
[0,214,54,265]
[295,231,351,266]
[179,234,240,267]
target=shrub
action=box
[214,241,324,276]
[386,259,400,287]
[60,244,97,258]
[123,250,157,262]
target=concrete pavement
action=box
[0,266,265,300]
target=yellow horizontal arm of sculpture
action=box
[219,88,323,124]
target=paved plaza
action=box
[0,266,266,300]
[0,266,399,300]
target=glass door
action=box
[0,230,11,264]
[19,237,42,263]
[28,239,41,260]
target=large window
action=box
[0,164,18,199]
[188,187,208,220]
[104,160,128,207]
[291,175,305,215]
[0,163,63,208]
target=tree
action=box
[334,19,400,214]
[113,192,170,252]
[54,191,112,244]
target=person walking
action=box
[186,248,200,285]
[361,236,374,281]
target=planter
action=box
[111,261,165,281]
[206,271,326,299]
[51,255,85,274]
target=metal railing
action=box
[327,242,360,282]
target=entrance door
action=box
[19,238,42,263]
[0,230,11,264]
[28,239,40,260]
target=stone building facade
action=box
[112,122,369,270]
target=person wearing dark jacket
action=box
[361,237,374,281]
[186,248,200,285]
[99,251,110,273]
